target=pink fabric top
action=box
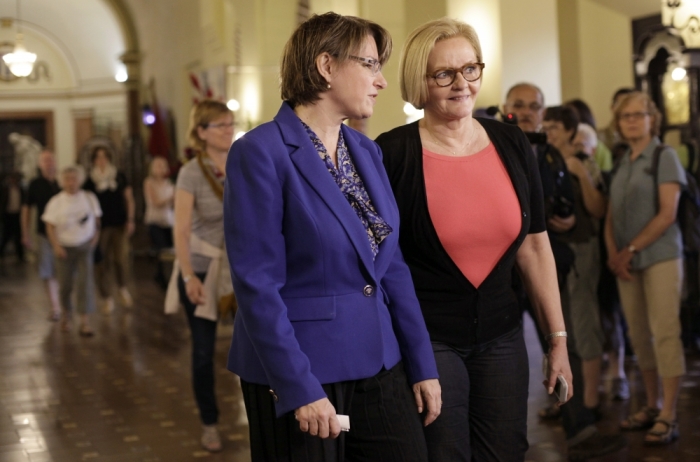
[423,142,521,288]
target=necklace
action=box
[425,121,475,156]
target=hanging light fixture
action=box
[2,0,37,78]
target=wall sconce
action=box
[2,0,37,78]
[142,105,156,126]
[672,66,687,81]
[226,98,240,111]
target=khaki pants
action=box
[616,258,686,378]
[96,225,130,298]
[56,241,95,314]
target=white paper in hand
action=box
[337,414,350,432]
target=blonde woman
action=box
[170,100,233,452]
[606,91,686,445]
[376,18,572,460]
[144,157,174,288]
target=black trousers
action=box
[0,212,23,260]
[241,362,428,462]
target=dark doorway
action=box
[0,118,47,177]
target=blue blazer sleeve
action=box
[224,134,326,415]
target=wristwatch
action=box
[183,274,195,283]
[627,244,637,254]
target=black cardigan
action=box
[376,118,546,347]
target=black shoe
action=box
[568,432,626,461]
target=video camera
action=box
[485,106,573,218]
[485,106,547,145]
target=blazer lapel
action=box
[341,125,397,276]
[274,104,376,277]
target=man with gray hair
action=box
[21,150,61,320]
[504,83,626,461]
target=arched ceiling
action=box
[0,0,127,83]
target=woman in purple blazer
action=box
[223,12,440,461]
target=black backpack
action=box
[649,144,700,253]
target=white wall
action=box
[500,0,561,106]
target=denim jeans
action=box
[178,271,219,425]
[425,325,529,461]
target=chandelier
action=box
[2,0,36,78]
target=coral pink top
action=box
[423,143,521,288]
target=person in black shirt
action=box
[21,150,61,320]
[504,83,626,460]
[1,172,25,262]
[83,146,135,312]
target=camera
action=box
[486,106,547,144]
[545,149,575,218]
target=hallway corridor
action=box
[1,256,699,461]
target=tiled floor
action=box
[1,253,699,461]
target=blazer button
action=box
[363,285,374,296]
[269,389,278,402]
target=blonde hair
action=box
[187,100,232,153]
[400,18,483,110]
[613,91,661,138]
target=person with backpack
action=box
[605,91,686,445]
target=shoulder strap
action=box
[196,152,224,201]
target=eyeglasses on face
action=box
[205,122,235,130]
[509,101,543,112]
[619,111,650,122]
[348,55,382,75]
[428,62,485,87]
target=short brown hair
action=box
[187,100,232,153]
[613,91,661,138]
[280,12,392,107]
[401,18,483,110]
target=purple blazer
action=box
[224,102,438,417]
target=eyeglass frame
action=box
[427,62,485,87]
[348,55,383,75]
[618,111,650,122]
[204,121,235,130]
[508,101,544,113]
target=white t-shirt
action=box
[42,190,103,247]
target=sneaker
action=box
[101,297,115,314]
[201,425,222,452]
[611,377,630,401]
[568,432,626,461]
[118,287,133,308]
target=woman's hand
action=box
[412,379,441,426]
[543,338,574,403]
[564,156,586,179]
[185,276,206,305]
[607,248,633,281]
[126,221,135,236]
[294,397,341,439]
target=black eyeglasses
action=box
[349,55,382,75]
[428,62,485,87]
